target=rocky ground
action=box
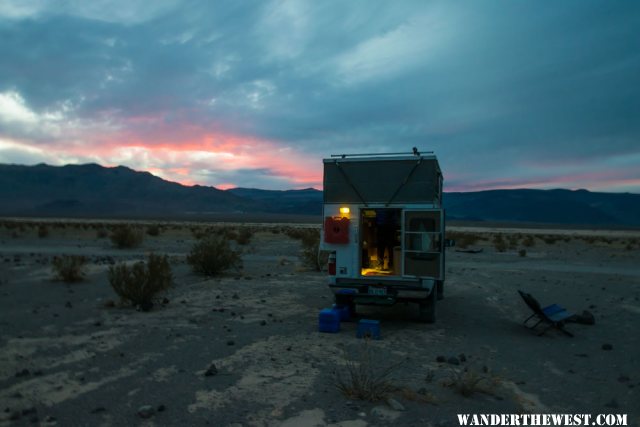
[0,220,638,426]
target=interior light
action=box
[339,207,350,215]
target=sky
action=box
[0,1,639,192]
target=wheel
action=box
[418,289,436,323]
[335,294,356,317]
[436,280,444,300]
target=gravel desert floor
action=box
[0,220,639,427]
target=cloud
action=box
[0,0,638,192]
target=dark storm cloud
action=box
[0,0,638,191]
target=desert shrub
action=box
[235,227,253,245]
[507,234,519,250]
[447,232,479,249]
[52,255,87,282]
[518,249,527,257]
[96,228,109,239]
[493,235,507,252]
[191,227,207,239]
[108,253,172,310]
[443,364,501,397]
[287,228,328,271]
[187,235,242,276]
[334,342,402,401]
[542,235,559,245]
[38,225,49,238]
[146,224,161,236]
[110,225,144,248]
[522,235,535,247]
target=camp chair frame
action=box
[518,290,574,337]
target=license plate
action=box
[368,286,387,296]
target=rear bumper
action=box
[329,277,435,302]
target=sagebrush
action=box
[52,255,87,283]
[187,235,242,276]
[286,228,328,271]
[110,225,144,248]
[108,253,172,310]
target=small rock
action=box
[157,404,166,412]
[232,293,239,299]
[64,301,72,308]
[227,340,235,346]
[90,407,106,414]
[93,321,102,327]
[137,405,154,419]
[15,369,30,377]
[286,346,292,351]
[21,407,37,416]
[260,320,267,326]
[436,355,446,363]
[386,397,405,411]
[447,357,460,365]
[604,399,619,409]
[204,364,218,376]
[602,343,613,351]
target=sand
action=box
[0,221,638,426]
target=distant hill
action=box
[227,187,323,215]
[444,189,640,226]
[0,163,254,218]
[1,163,639,227]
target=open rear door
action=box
[402,210,444,279]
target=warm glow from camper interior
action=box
[339,207,350,215]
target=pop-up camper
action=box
[320,149,445,322]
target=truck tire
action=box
[335,294,356,317]
[436,280,444,300]
[418,289,436,323]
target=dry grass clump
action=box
[287,227,328,271]
[146,224,161,236]
[110,225,144,248]
[235,227,253,245]
[522,235,535,247]
[492,234,507,252]
[334,342,402,401]
[507,234,520,250]
[443,364,501,397]
[52,255,87,283]
[541,235,559,245]
[108,253,172,310]
[187,235,242,276]
[37,225,49,238]
[447,232,481,249]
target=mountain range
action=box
[1,163,639,227]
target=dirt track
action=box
[0,222,638,426]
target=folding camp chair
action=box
[518,290,574,337]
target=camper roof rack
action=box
[330,148,433,159]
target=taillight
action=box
[328,252,336,275]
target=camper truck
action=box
[320,149,445,323]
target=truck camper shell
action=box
[320,150,446,323]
